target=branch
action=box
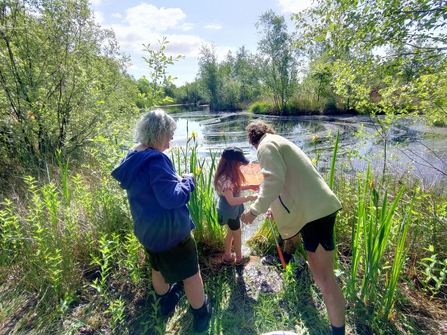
[397,142,447,178]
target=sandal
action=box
[235,256,250,266]
[222,255,235,265]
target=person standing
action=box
[240,120,346,335]
[213,147,259,266]
[111,109,212,333]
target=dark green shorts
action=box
[146,233,199,284]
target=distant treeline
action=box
[1,0,446,170]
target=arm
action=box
[150,155,195,209]
[222,188,258,206]
[241,184,260,191]
[250,141,286,215]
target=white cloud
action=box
[93,10,104,24]
[124,4,187,32]
[178,23,195,31]
[163,35,204,56]
[205,24,222,30]
[97,3,203,58]
[277,0,312,13]
[111,13,122,19]
[107,20,203,58]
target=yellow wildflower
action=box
[191,131,197,139]
[196,168,201,175]
[370,180,375,188]
[312,135,319,142]
[311,158,318,165]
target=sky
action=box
[90,0,312,86]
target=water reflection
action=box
[165,106,447,184]
[163,105,447,251]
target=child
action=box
[213,147,259,266]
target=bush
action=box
[249,101,274,114]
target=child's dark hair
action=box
[213,158,247,194]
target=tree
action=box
[292,0,447,123]
[233,46,263,103]
[0,0,137,166]
[256,10,298,114]
[171,81,204,105]
[197,43,221,109]
[141,36,184,107]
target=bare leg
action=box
[151,269,169,295]
[183,271,205,309]
[306,244,345,328]
[284,234,301,255]
[224,226,234,259]
[233,228,243,262]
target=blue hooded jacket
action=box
[111,148,196,252]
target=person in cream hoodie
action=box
[240,120,346,335]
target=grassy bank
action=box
[0,129,446,335]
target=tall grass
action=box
[346,163,414,322]
[0,147,136,332]
[170,131,225,253]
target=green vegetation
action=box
[180,0,447,121]
[1,0,446,334]
[0,0,138,169]
[1,126,447,334]
[256,10,298,114]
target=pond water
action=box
[162,105,447,252]
[165,106,447,184]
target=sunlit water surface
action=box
[161,106,447,251]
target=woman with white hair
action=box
[111,109,212,333]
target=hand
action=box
[241,209,257,224]
[265,208,273,219]
[249,194,259,201]
[182,173,194,179]
[250,184,260,191]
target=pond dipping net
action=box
[240,163,264,185]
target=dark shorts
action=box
[145,233,199,284]
[300,211,338,253]
[227,217,241,231]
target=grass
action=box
[0,128,446,334]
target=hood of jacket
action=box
[111,148,156,190]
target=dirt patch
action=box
[208,254,284,297]
[398,283,447,334]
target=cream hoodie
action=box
[249,134,342,240]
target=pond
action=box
[165,105,447,184]
[161,106,447,252]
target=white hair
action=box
[134,109,176,147]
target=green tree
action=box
[292,0,447,122]
[141,36,184,107]
[232,46,263,103]
[197,43,221,109]
[256,10,298,114]
[0,0,137,166]
[171,81,205,105]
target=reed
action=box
[346,163,413,322]
[170,132,224,253]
